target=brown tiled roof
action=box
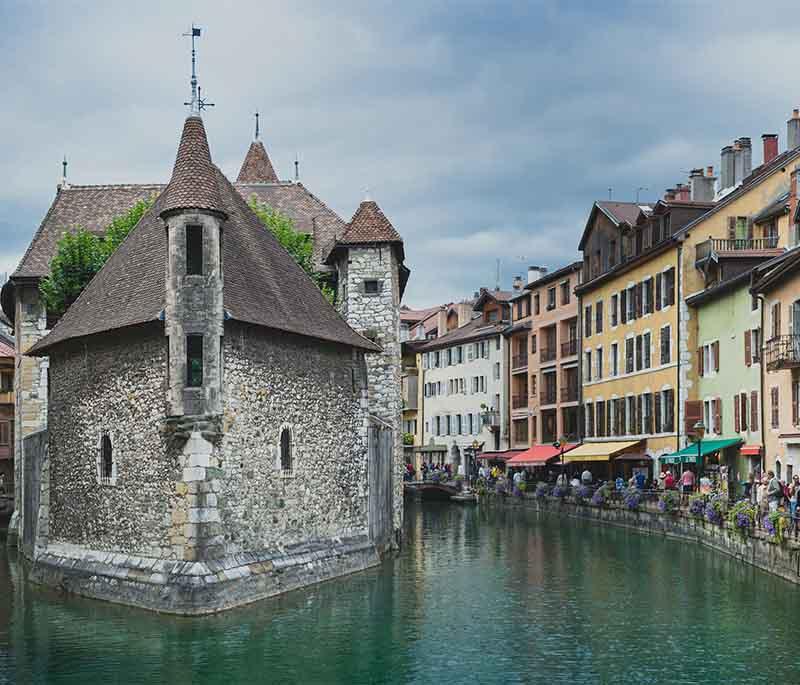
[13,183,164,278]
[235,182,347,268]
[29,164,379,355]
[236,140,279,183]
[400,305,440,323]
[160,116,224,218]
[416,316,507,353]
[339,200,402,245]
[596,201,650,227]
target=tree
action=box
[39,197,154,316]
[248,198,335,303]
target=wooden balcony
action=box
[766,335,800,371]
[481,409,500,432]
[695,236,781,267]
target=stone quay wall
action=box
[493,494,800,586]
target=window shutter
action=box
[635,283,643,318]
[684,400,703,438]
[698,347,704,376]
[728,216,736,241]
[654,392,662,433]
[739,393,747,430]
[655,273,662,311]
[715,398,722,435]
[734,395,740,432]
[747,218,754,242]
[793,384,799,425]
[665,390,675,432]
[744,331,751,366]
[637,395,643,434]
[751,391,758,431]
[606,400,612,436]
[619,399,626,435]
[667,268,675,306]
[620,290,628,324]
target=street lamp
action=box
[468,439,481,486]
[553,438,566,486]
[694,420,706,493]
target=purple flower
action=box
[591,490,605,506]
[552,485,568,498]
[577,485,592,500]
[658,499,667,513]
[705,503,721,524]
[624,491,641,510]
[535,483,549,498]
[689,498,705,516]
[735,512,751,529]
[512,486,522,498]
[763,516,776,536]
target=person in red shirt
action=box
[681,468,695,494]
[664,470,676,490]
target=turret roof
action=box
[236,140,279,184]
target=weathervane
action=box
[254,110,260,140]
[182,25,214,114]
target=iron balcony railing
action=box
[540,389,557,406]
[512,394,528,410]
[560,339,578,357]
[766,335,800,371]
[512,354,528,370]
[481,410,500,428]
[540,347,557,363]
[560,385,578,402]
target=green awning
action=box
[661,438,743,464]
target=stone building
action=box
[4,109,407,612]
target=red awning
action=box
[740,445,762,456]
[477,450,523,462]
[507,443,577,466]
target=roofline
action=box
[750,246,800,295]
[685,270,753,307]
[575,238,677,295]
[677,147,800,239]
[416,324,507,353]
[579,201,646,251]
[523,261,583,291]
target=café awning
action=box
[562,441,642,463]
[477,449,523,462]
[740,444,762,457]
[507,443,577,466]
[661,438,743,464]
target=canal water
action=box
[1,501,798,684]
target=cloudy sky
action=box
[1,1,798,307]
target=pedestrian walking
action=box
[767,470,782,514]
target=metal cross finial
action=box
[62,155,67,181]
[255,111,260,140]
[182,25,213,114]
[294,154,300,182]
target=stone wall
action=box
[337,245,403,535]
[497,494,800,587]
[46,323,177,558]
[218,322,370,553]
[11,283,50,544]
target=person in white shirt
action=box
[581,469,592,485]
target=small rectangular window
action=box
[364,280,379,295]
[187,335,204,387]
[186,225,203,275]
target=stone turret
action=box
[326,198,408,542]
[160,115,226,417]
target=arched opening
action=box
[101,434,113,479]
[280,427,292,473]
[776,459,782,480]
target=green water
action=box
[0,502,797,684]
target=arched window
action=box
[280,427,292,473]
[101,434,113,480]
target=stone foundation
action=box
[28,535,380,615]
[495,494,800,586]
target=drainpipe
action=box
[577,289,583,445]
[757,293,767,475]
[676,244,682,455]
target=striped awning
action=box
[562,441,642,463]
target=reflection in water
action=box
[0,503,795,684]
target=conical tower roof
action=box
[340,200,403,244]
[236,140,279,183]
[160,115,225,217]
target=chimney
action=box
[512,275,524,292]
[720,145,734,190]
[733,140,744,186]
[739,137,752,180]
[435,308,447,339]
[674,183,690,202]
[527,265,547,284]
[762,134,779,165]
[689,167,715,202]
[789,110,800,151]
[457,302,473,328]
[663,188,676,202]
[706,165,714,177]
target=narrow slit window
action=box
[187,335,204,387]
[186,225,203,275]
[364,280,379,295]
[100,434,113,479]
[280,428,292,472]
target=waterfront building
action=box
[13,110,407,614]
[507,263,582,451]
[685,272,764,489]
[751,247,800,478]
[0,331,13,490]
[417,289,512,466]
